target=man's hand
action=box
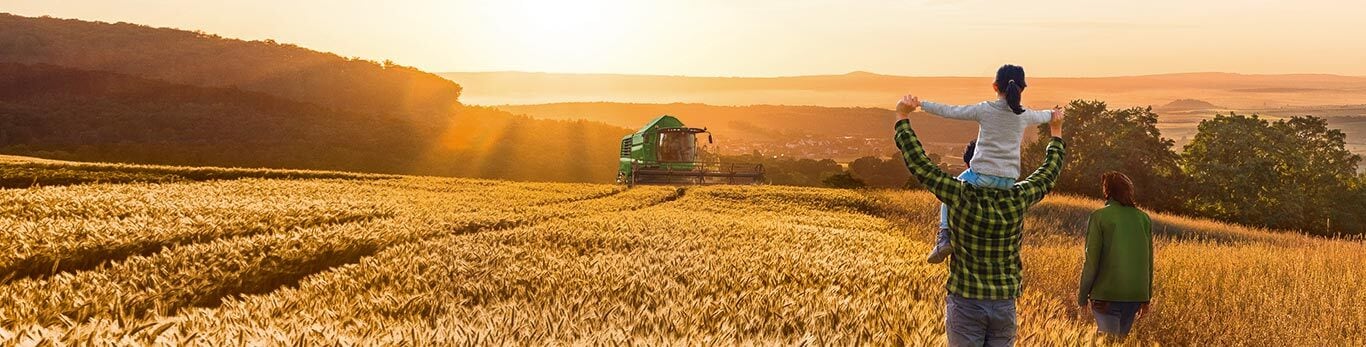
[1049,105,1065,138]
[1137,301,1152,320]
[895,94,921,120]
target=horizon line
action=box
[439,70,1366,80]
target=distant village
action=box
[709,134,968,172]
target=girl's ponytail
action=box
[995,64,1027,115]
[1004,80,1024,114]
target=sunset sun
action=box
[472,0,634,71]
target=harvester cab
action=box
[617,115,764,186]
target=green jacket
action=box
[1077,201,1154,306]
[894,119,1066,300]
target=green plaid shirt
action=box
[893,119,1066,300]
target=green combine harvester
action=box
[617,115,764,186]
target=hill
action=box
[0,14,635,183]
[0,63,630,182]
[495,102,987,161]
[0,158,1361,345]
[0,13,460,118]
[442,71,1366,110]
[1158,99,1221,111]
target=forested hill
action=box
[0,13,460,119]
[0,63,427,171]
[0,63,629,182]
[0,13,631,183]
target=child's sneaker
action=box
[927,228,952,263]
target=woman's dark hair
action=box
[963,140,977,165]
[995,64,1027,115]
[1101,171,1137,207]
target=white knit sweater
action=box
[921,99,1053,179]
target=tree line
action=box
[1021,100,1363,236]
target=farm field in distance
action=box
[1,155,1363,345]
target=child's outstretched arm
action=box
[920,99,985,121]
[1021,105,1062,125]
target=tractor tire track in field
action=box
[0,216,399,327]
[202,219,533,311]
[0,210,394,285]
[499,186,684,232]
[191,240,385,309]
[0,186,684,328]
[191,186,683,312]
[658,186,687,204]
[530,188,627,206]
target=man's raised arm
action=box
[893,96,963,205]
[1018,112,1067,206]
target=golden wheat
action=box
[0,160,1361,345]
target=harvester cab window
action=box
[658,132,696,162]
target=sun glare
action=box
[476,0,634,72]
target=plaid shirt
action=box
[893,119,1066,300]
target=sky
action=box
[5,0,1365,77]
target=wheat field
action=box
[0,156,1362,345]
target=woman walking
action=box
[1077,171,1154,339]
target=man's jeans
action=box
[939,168,1016,229]
[1091,300,1144,338]
[946,294,1017,347]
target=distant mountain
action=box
[0,13,460,119]
[442,71,1366,110]
[1160,99,1221,111]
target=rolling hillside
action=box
[0,13,460,118]
[0,156,1361,345]
[0,63,630,182]
[0,14,633,183]
[0,63,430,171]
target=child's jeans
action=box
[938,168,1016,230]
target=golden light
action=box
[473,0,635,72]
